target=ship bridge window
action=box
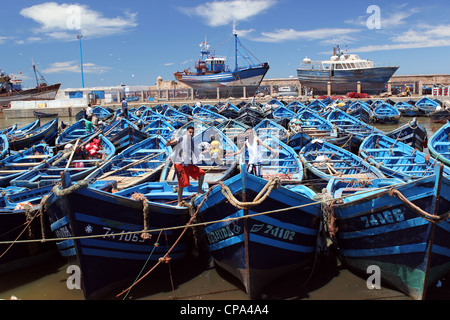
[350,63,356,69]
[335,64,343,69]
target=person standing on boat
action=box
[121,98,129,119]
[85,104,93,121]
[165,126,206,206]
[231,128,278,177]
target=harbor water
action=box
[0,115,449,301]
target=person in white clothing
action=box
[231,128,278,177]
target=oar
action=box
[99,151,165,179]
[65,139,80,169]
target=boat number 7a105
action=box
[360,209,405,228]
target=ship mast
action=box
[233,20,238,71]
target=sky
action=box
[1,0,450,89]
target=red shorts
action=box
[174,164,205,188]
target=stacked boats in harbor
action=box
[1,96,450,301]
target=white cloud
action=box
[352,24,450,52]
[20,2,137,40]
[252,28,360,43]
[345,5,420,29]
[42,61,111,74]
[178,0,276,27]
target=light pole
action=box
[77,34,85,88]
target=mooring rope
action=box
[389,187,450,223]
[219,177,281,210]
[115,187,213,298]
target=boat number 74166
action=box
[360,209,405,228]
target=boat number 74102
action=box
[360,209,405,228]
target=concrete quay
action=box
[1,94,448,120]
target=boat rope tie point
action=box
[131,192,152,240]
[389,187,450,223]
[219,177,281,210]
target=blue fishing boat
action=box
[160,126,239,186]
[428,121,450,167]
[103,118,148,153]
[288,108,352,152]
[286,100,306,113]
[385,118,428,152]
[359,133,450,181]
[305,99,327,113]
[299,139,385,187]
[346,100,374,124]
[192,106,228,125]
[10,134,115,189]
[0,124,17,135]
[163,106,192,127]
[0,142,54,187]
[297,45,398,95]
[0,197,57,274]
[262,99,284,116]
[92,106,112,120]
[44,173,207,300]
[217,102,240,119]
[234,133,304,184]
[85,135,171,190]
[8,118,58,151]
[416,97,441,115]
[271,105,296,127]
[327,109,383,152]
[178,104,194,115]
[254,119,289,143]
[142,119,176,140]
[0,134,9,159]
[173,24,269,99]
[395,101,419,117]
[373,102,401,124]
[330,165,450,300]
[9,118,41,136]
[216,118,249,135]
[326,177,404,199]
[202,104,219,113]
[429,109,450,124]
[55,118,96,150]
[194,170,321,299]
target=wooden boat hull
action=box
[0,83,61,106]
[429,110,450,123]
[175,64,269,99]
[195,171,321,299]
[299,139,385,189]
[428,121,450,167]
[331,170,450,300]
[8,118,58,151]
[385,118,428,152]
[296,67,398,95]
[359,133,450,181]
[0,143,54,187]
[45,179,203,299]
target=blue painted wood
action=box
[331,169,450,300]
[45,178,204,299]
[428,121,450,167]
[194,171,321,299]
[359,132,450,181]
